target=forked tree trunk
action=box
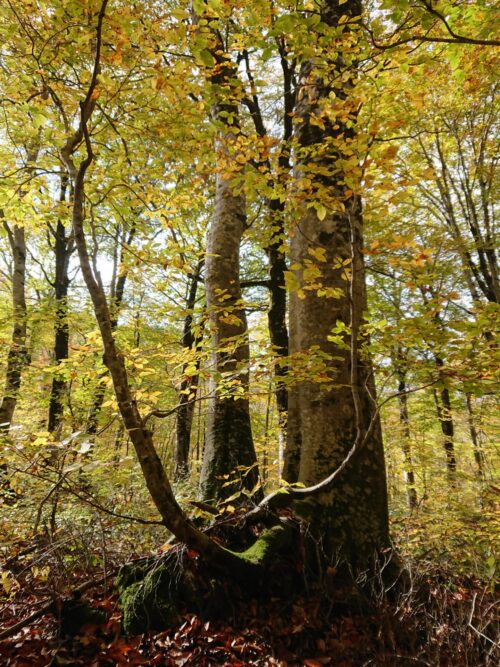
[199,43,260,503]
[284,0,390,565]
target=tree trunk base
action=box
[116,515,403,635]
[116,523,297,635]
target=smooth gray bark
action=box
[199,42,260,503]
[284,0,390,563]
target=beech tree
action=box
[282,0,390,561]
[197,23,260,502]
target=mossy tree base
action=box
[117,524,297,635]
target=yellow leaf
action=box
[2,571,12,594]
[284,270,301,292]
[316,205,327,221]
[308,246,327,262]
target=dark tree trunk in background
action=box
[174,259,204,479]
[266,222,289,471]
[432,356,456,483]
[47,177,73,434]
[0,149,37,430]
[396,371,418,510]
[465,392,485,478]
[283,0,390,565]
[0,223,29,430]
[418,285,457,484]
[243,47,293,473]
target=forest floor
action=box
[0,533,498,667]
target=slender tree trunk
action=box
[266,207,289,473]
[199,41,260,503]
[174,260,204,479]
[0,223,29,430]
[47,178,73,434]
[432,355,457,483]
[0,149,37,429]
[417,284,457,484]
[242,50,292,464]
[396,373,418,510]
[284,0,390,564]
[86,224,135,435]
[465,392,485,479]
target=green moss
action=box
[120,566,181,635]
[235,524,292,567]
[115,558,155,595]
[121,579,180,635]
[119,524,296,634]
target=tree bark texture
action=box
[199,47,260,502]
[86,224,135,435]
[284,0,390,563]
[432,385,457,481]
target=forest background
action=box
[0,0,498,664]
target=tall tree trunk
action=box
[266,230,289,475]
[284,0,390,564]
[199,40,260,503]
[465,392,485,479]
[47,178,73,434]
[417,285,457,484]
[0,149,37,430]
[174,260,204,479]
[396,372,418,510]
[0,223,29,430]
[242,49,292,470]
[432,357,457,483]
